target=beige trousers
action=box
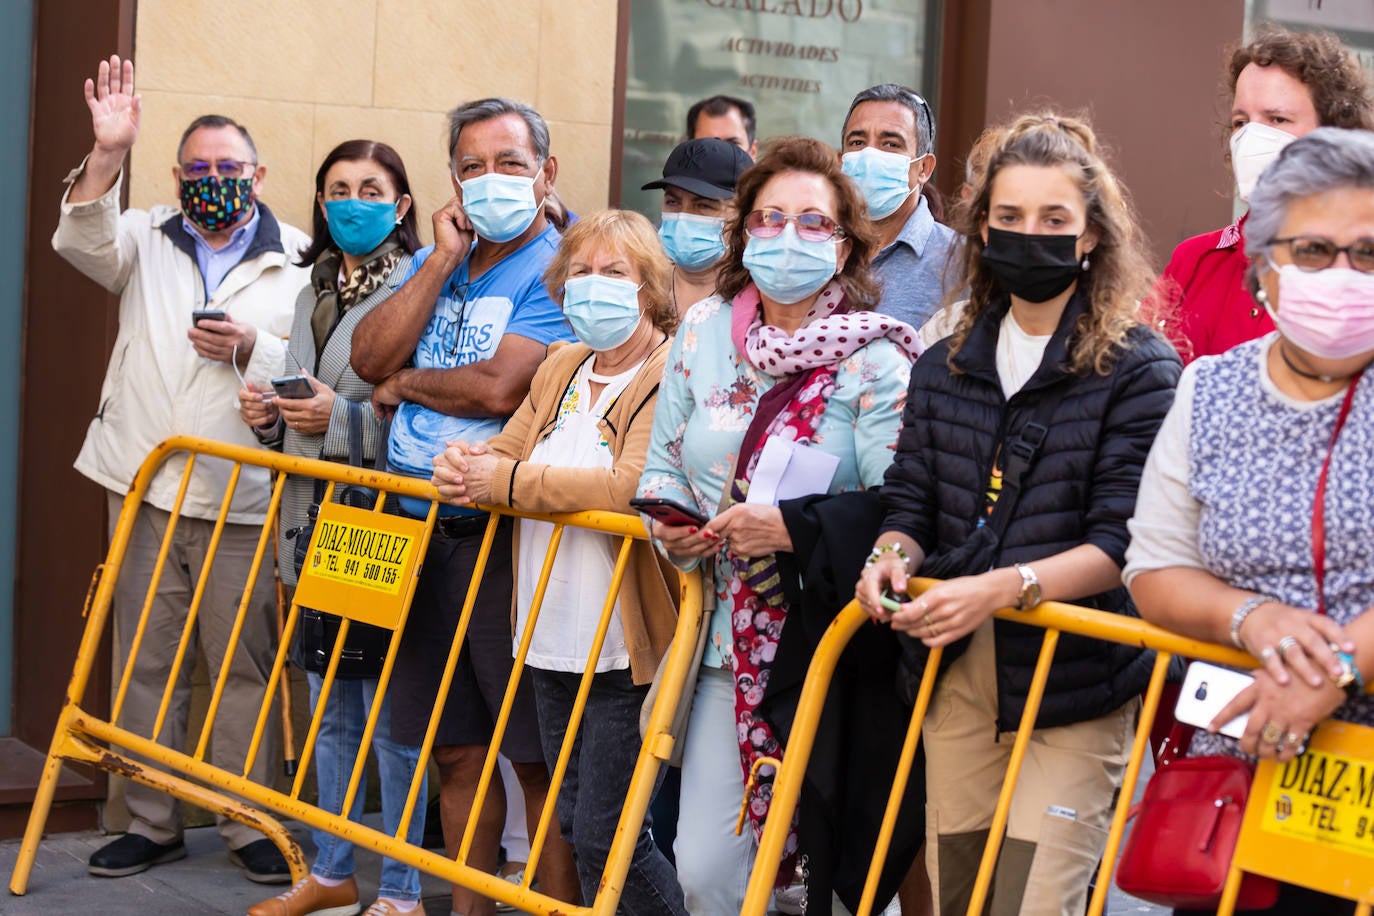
[107,491,280,849]
[923,620,1137,916]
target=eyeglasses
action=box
[1267,236,1374,273]
[180,159,257,180]
[745,209,846,242]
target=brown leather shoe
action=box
[247,875,361,916]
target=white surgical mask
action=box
[841,147,919,220]
[459,173,542,243]
[562,275,644,351]
[1230,122,1296,202]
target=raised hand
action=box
[85,55,140,155]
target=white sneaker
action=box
[774,879,807,915]
[494,867,533,913]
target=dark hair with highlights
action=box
[1227,26,1373,130]
[946,112,1156,376]
[717,135,881,310]
[297,139,422,266]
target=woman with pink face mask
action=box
[1127,128,1374,915]
[1159,26,1371,364]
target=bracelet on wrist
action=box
[865,542,910,570]
[1229,594,1275,650]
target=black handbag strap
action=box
[983,390,1059,542]
[311,399,390,505]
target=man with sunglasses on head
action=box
[840,83,960,329]
[53,56,306,883]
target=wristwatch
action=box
[1014,563,1041,611]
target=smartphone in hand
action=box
[192,309,227,327]
[1175,661,1254,739]
[629,496,708,528]
[271,374,316,399]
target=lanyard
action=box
[1311,371,1364,617]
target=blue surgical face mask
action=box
[459,172,541,243]
[742,224,838,305]
[658,212,727,271]
[562,274,645,351]
[842,147,919,220]
[324,198,399,256]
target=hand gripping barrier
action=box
[740,580,1374,916]
[9,435,704,916]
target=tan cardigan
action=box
[486,340,677,685]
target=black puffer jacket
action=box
[882,290,1181,730]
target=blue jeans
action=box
[531,667,686,916]
[307,672,427,901]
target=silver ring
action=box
[1284,732,1304,748]
[1276,635,1299,659]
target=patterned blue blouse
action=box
[638,294,912,670]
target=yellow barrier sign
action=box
[1262,743,1374,857]
[1237,720,1374,902]
[292,502,430,631]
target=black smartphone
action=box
[192,309,227,326]
[629,496,708,527]
[271,374,316,399]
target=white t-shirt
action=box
[516,357,643,672]
[996,310,1053,398]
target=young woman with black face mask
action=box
[854,112,1182,916]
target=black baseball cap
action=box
[641,138,753,200]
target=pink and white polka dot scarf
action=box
[729,280,924,373]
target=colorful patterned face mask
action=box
[179,175,255,232]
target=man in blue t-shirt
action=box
[352,97,577,916]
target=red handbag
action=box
[1115,753,1279,909]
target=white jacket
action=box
[53,165,310,523]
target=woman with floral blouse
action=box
[637,135,921,914]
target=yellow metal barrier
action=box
[9,435,704,916]
[741,579,1374,916]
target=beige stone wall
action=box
[127,0,619,244]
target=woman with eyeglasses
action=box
[1127,129,1374,916]
[1159,26,1371,363]
[237,139,428,916]
[854,113,1180,915]
[637,136,922,913]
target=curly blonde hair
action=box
[945,112,1157,376]
[543,209,677,335]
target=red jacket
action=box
[1161,215,1274,364]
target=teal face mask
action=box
[742,224,837,305]
[324,199,398,256]
[562,274,644,351]
[841,147,918,220]
[658,212,727,271]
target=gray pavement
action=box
[1,817,1166,915]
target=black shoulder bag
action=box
[286,399,393,679]
[897,391,1059,702]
